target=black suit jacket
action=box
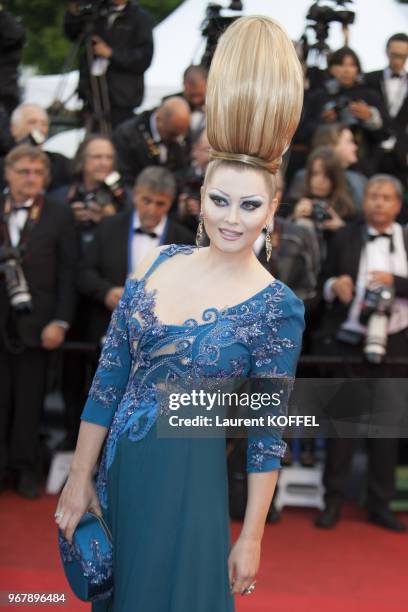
[365,69,408,169]
[0,196,78,348]
[78,212,195,341]
[112,110,189,185]
[318,221,408,334]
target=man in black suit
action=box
[365,33,408,195]
[0,145,78,498]
[312,174,408,532]
[112,97,191,186]
[78,166,194,344]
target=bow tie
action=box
[11,202,32,212]
[390,73,403,79]
[368,233,392,241]
[134,227,158,239]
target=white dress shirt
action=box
[8,200,33,247]
[381,68,408,151]
[130,211,167,272]
[324,223,408,335]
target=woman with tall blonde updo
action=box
[56,16,305,611]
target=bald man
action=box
[112,97,191,185]
[0,103,72,192]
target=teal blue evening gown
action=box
[80,244,304,611]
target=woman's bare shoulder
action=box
[128,245,168,281]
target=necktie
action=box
[134,227,158,239]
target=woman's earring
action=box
[196,213,204,248]
[265,224,273,262]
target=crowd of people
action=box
[0,1,407,534]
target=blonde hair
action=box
[206,16,304,177]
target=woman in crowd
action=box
[291,145,356,265]
[288,123,367,210]
[55,16,304,611]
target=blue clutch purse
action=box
[58,511,113,602]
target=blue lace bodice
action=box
[81,244,305,508]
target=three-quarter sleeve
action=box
[247,289,305,472]
[81,281,134,428]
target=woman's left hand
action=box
[320,206,345,231]
[228,536,260,595]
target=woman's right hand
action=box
[55,470,102,544]
[292,197,313,220]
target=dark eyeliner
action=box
[209,194,228,206]
[241,200,262,210]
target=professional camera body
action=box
[69,170,125,222]
[360,284,394,364]
[74,0,110,20]
[0,245,33,313]
[200,1,244,66]
[323,79,359,127]
[310,199,332,223]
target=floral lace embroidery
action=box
[89,245,300,506]
[58,531,113,600]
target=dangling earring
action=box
[196,213,205,248]
[265,224,273,262]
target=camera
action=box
[200,2,244,66]
[307,0,355,28]
[21,129,46,147]
[0,246,33,313]
[69,171,125,222]
[360,285,394,364]
[75,0,109,19]
[310,199,332,223]
[323,96,358,127]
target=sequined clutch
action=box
[58,511,113,602]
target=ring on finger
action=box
[241,581,256,595]
[54,511,63,519]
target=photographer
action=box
[112,97,191,186]
[0,145,77,498]
[311,174,408,532]
[54,134,128,253]
[290,146,357,265]
[64,0,154,128]
[302,47,388,176]
[288,123,367,211]
[0,103,72,192]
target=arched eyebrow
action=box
[209,188,265,201]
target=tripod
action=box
[50,19,112,136]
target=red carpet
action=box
[1,489,407,611]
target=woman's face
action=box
[336,128,357,167]
[201,164,276,254]
[309,158,332,198]
[330,55,359,88]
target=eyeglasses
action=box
[11,168,47,177]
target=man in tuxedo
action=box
[365,34,408,195]
[78,166,194,343]
[312,174,408,532]
[0,145,77,498]
[112,97,191,186]
[0,103,72,192]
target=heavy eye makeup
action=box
[208,192,263,211]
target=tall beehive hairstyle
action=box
[206,16,304,175]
